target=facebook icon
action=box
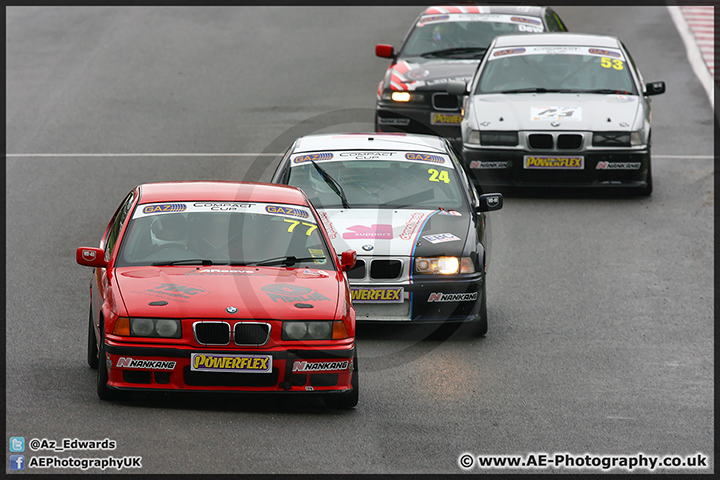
[10,455,25,470]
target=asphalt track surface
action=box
[5,6,715,475]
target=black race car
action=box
[271,133,503,336]
[375,4,568,150]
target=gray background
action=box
[6,6,714,474]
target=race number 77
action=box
[284,219,318,236]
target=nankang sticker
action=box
[265,204,309,219]
[292,360,350,372]
[428,292,478,302]
[142,203,187,214]
[292,153,334,164]
[422,233,461,244]
[596,162,641,170]
[469,161,508,169]
[531,106,582,122]
[261,283,331,303]
[116,357,176,370]
[191,354,271,373]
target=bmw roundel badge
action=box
[362,244,374,251]
[226,306,238,314]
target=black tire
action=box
[96,329,117,401]
[325,355,359,409]
[469,287,488,337]
[87,307,99,369]
[638,159,653,196]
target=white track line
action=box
[5,154,713,159]
[667,5,715,107]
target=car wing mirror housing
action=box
[646,81,665,96]
[76,247,108,268]
[340,249,357,271]
[376,44,395,59]
[476,193,503,212]
[446,80,469,96]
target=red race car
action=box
[76,181,358,408]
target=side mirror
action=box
[476,193,503,212]
[340,250,357,272]
[76,247,107,268]
[446,80,468,96]
[376,44,395,59]
[645,81,665,96]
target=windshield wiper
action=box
[580,88,633,95]
[310,160,351,209]
[152,259,220,266]
[247,255,325,267]
[421,47,487,58]
[495,88,572,94]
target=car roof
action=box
[422,5,549,16]
[137,181,309,205]
[493,32,621,48]
[291,133,448,154]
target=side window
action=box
[546,11,566,32]
[104,193,135,261]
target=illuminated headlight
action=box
[282,321,338,340]
[114,317,182,338]
[414,256,475,275]
[468,130,481,144]
[382,91,424,102]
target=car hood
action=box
[387,58,479,91]
[114,266,341,320]
[468,93,641,131]
[317,208,471,257]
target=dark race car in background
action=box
[76,181,359,408]
[272,133,503,336]
[375,4,568,150]
[451,32,665,195]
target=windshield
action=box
[401,14,544,57]
[116,202,333,269]
[476,47,638,94]
[287,157,466,210]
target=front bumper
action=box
[461,147,650,190]
[351,274,484,324]
[376,102,462,149]
[104,342,355,394]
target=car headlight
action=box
[468,130,481,144]
[415,257,475,275]
[381,91,425,103]
[592,131,644,147]
[282,321,348,340]
[480,131,518,146]
[113,317,182,338]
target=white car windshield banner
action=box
[134,202,314,222]
[490,46,626,61]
